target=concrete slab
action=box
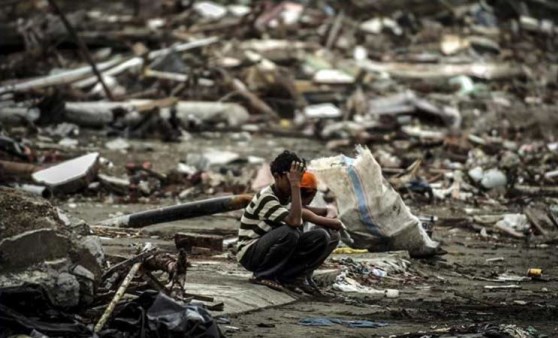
[0,229,71,271]
[187,277,297,316]
[184,259,298,315]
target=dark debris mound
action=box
[0,187,63,238]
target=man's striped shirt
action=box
[236,186,289,260]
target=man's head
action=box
[300,172,318,205]
[270,150,306,196]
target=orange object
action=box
[300,172,318,189]
[527,268,542,278]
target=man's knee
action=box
[314,227,340,244]
[308,228,330,248]
[278,225,300,245]
[329,229,341,243]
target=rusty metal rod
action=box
[0,160,39,176]
[46,0,114,100]
[99,194,253,228]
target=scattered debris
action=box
[1,0,558,336]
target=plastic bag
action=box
[310,145,439,257]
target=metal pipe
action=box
[99,194,253,228]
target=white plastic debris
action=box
[468,167,507,189]
[449,75,475,96]
[186,150,242,170]
[58,137,79,148]
[304,103,342,119]
[440,34,469,55]
[147,18,166,30]
[227,5,250,17]
[332,272,398,297]
[480,169,507,189]
[105,138,130,151]
[360,18,383,34]
[360,17,402,35]
[313,69,355,84]
[468,166,484,182]
[32,153,100,193]
[496,214,530,232]
[353,45,368,61]
[193,1,227,20]
[269,2,303,27]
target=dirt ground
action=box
[226,225,558,337]
[57,134,558,338]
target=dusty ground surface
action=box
[53,134,558,338]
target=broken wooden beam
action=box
[175,232,224,252]
[0,58,122,95]
[0,160,40,176]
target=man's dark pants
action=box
[240,225,339,283]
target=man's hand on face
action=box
[286,161,305,186]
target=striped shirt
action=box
[236,186,290,261]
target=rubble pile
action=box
[1,0,558,336]
[0,188,103,308]
[0,0,556,209]
[0,188,223,337]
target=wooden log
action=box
[0,160,39,176]
[0,58,122,95]
[63,99,250,128]
[512,185,558,197]
[357,59,523,80]
[0,37,218,94]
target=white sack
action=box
[310,145,439,257]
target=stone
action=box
[71,264,95,280]
[48,272,80,308]
[481,169,507,189]
[71,265,96,305]
[0,270,80,308]
[71,235,105,279]
[69,220,91,236]
[0,229,71,271]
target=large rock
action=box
[0,187,103,307]
[49,272,80,308]
[71,265,96,305]
[0,269,80,308]
[0,229,71,271]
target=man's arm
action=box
[304,206,328,217]
[283,161,304,227]
[302,209,342,231]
